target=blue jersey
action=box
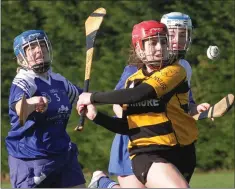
[6,69,82,158]
[178,59,195,104]
[114,65,138,90]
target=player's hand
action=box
[77,92,92,106]
[197,103,210,113]
[197,103,214,121]
[27,96,48,113]
[77,104,97,120]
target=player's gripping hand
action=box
[197,103,214,121]
[196,103,210,113]
[77,92,92,106]
[15,96,48,121]
[77,104,97,120]
[32,96,48,113]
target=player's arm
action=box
[189,102,211,116]
[187,88,211,116]
[91,83,156,104]
[91,66,186,104]
[61,75,83,105]
[77,104,129,134]
[15,95,48,117]
[10,76,47,123]
[94,111,129,134]
[188,89,197,115]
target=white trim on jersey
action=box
[67,81,79,104]
[14,69,81,105]
[12,78,31,96]
[13,69,38,97]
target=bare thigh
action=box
[118,175,145,188]
[145,162,189,188]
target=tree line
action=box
[1,0,234,175]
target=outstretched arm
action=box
[189,102,211,116]
[77,83,156,107]
[77,104,129,134]
[94,112,129,134]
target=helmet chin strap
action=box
[31,62,51,73]
[170,50,186,59]
[144,60,164,71]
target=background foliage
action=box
[1,0,234,177]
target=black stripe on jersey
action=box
[175,81,190,94]
[180,103,189,113]
[126,79,143,88]
[129,143,177,156]
[129,121,173,141]
[124,99,165,115]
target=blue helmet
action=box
[13,30,53,73]
[161,12,193,58]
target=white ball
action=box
[207,46,220,60]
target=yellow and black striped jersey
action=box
[123,61,198,156]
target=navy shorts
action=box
[108,134,134,176]
[8,143,85,188]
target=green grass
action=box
[190,171,234,188]
[1,171,234,188]
[1,182,11,188]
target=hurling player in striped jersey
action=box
[86,13,210,188]
[77,20,211,188]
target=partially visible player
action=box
[6,30,86,188]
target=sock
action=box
[98,176,118,188]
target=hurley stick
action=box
[193,94,234,120]
[75,7,106,131]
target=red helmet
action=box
[132,20,168,49]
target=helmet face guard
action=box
[13,30,53,73]
[161,12,193,58]
[132,20,173,70]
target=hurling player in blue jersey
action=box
[87,13,211,188]
[6,30,86,188]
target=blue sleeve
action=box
[8,83,36,131]
[114,65,138,90]
[189,89,195,104]
[9,82,31,109]
[65,79,83,105]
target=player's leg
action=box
[87,134,120,188]
[88,170,119,188]
[112,135,145,188]
[118,175,145,188]
[59,143,86,188]
[146,162,189,188]
[71,184,86,188]
[178,142,196,183]
[132,150,189,188]
[8,155,37,188]
[8,155,62,188]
